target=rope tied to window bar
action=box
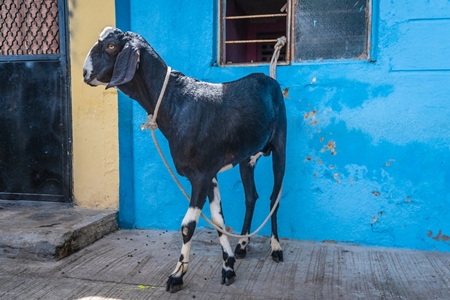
[269,36,287,79]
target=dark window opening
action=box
[219,0,289,65]
[258,32,286,62]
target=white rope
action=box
[269,36,287,79]
[140,66,172,131]
[142,66,282,239]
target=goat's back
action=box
[168,72,286,173]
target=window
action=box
[293,0,370,61]
[219,0,290,65]
[0,0,60,55]
[218,0,371,65]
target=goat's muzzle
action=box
[83,67,106,87]
[82,69,92,85]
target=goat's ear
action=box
[107,43,139,88]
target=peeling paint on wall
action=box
[385,159,395,167]
[321,140,337,155]
[427,230,450,244]
[304,109,318,126]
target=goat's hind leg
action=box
[234,156,259,259]
[208,178,236,285]
[269,132,286,263]
[269,177,283,263]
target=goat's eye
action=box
[108,44,115,50]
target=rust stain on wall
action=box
[371,211,383,225]
[385,159,396,167]
[334,173,340,183]
[321,140,337,155]
[304,110,318,125]
[304,110,317,119]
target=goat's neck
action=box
[118,46,168,116]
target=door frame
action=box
[0,0,72,202]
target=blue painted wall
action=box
[116,0,450,251]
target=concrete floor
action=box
[1,228,449,300]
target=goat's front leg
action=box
[208,178,236,286]
[166,178,208,293]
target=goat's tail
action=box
[270,115,286,204]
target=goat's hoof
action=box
[221,269,236,286]
[166,275,183,293]
[271,250,284,263]
[234,244,247,259]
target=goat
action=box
[83,27,287,293]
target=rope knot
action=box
[275,36,287,48]
[141,114,158,131]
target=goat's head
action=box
[83,27,140,89]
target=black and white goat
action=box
[83,27,287,293]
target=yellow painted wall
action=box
[68,0,118,209]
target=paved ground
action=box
[1,228,449,300]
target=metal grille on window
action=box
[0,0,60,56]
[293,0,369,61]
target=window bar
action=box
[225,39,279,44]
[219,0,226,65]
[225,13,287,20]
[286,0,292,62]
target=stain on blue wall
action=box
[116,0,450,251]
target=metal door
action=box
[0,0,71,201]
